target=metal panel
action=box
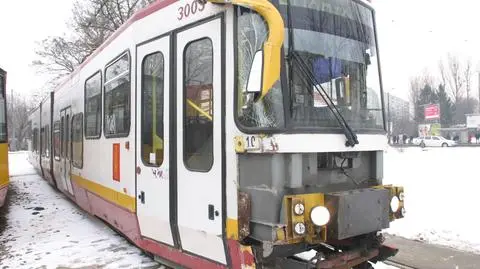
[326,188,390,240]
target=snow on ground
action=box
[384,146,480,254]
[0,152,162,269]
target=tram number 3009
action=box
[177,0,206,20]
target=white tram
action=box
[27,0,405,268]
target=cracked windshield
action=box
[237,0,383,131]
[2,0,480,269]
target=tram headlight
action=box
[398,192,405,201]
[294,222,306,235]
[310,206,330,226]
[294,203,305,215]
[390,196,400,213]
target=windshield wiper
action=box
[290,51,359,147]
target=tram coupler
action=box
[275,244,398,269]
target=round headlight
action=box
[294,203,305,215]
[401,207,406,217]
[294,222,306,235]
[390,196,400,212]
[310,206,330,226]
[398,192,405,201]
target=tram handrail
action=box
[207,0,285,101]
[187,99,212,121]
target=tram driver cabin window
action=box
[183,38,214,172]
[104,53,130,137]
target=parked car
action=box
[412,136,457,147]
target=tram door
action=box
[60,108,74,195]
[136,36,174,246]
[175,18,226,263]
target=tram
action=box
[0,68,9,208]
[27,0,405,268]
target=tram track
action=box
[384,259,421,269]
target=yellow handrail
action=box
[187,99,213,121]
[207,0,285,101]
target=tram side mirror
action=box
[245,50,264,103]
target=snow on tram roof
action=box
[53,0,178,93]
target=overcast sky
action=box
[0,0,73,98]
[1,0,480,102]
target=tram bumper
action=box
[280,185,405,244]
[325,188,390,240]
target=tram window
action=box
[66,114,70,159]
[0,75,6,143]
[236,7,284,129]
[141,52,164,166]
[45,125,50,158]
[60,117,64,157]
[72,113,83,168]
[104,53,130,137]
[183,38,214,172]
[33,128,38,153]
[53,121,60,161]
[85,71,102,138]
[40,127,45,157]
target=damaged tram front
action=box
[233,0,405,267]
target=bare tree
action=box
[409,76,422,106]
[33,0,155,79]
[32,36,89,80]
[464,58,473,111]
[7,92,33,150]
[439,53,464,104]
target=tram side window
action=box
[104,53,130,137]
[60,117,64,157]
[72,113,83,168]
[141,52,164,166]
[0,75,6,143]
[66,115,70,159]
[40,127,45,157]
[183,38,214,172]
[85,72,102,138]
[53,121,60,161]
[45,125,50,158]
[32,128,38,153]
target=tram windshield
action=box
[236,0,384,132]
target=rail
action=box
[384,259,421,269]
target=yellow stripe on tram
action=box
[70,174,136,212]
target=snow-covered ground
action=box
[0,152,162,268]
[384,146,480,254]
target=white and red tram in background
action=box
[27,0,405,268]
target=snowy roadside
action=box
[383,146,480,254]
[0,152,162,269]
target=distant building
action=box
[385,93,410,135]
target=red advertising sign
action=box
[424,104,440,120]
